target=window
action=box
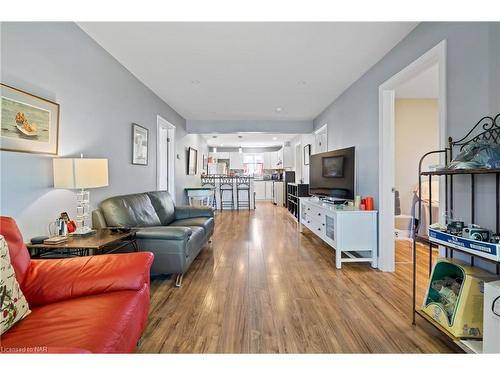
[243,154,264,178]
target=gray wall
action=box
[314,22,499,224]
[313,22,500,270]
[187,119,313,134]
[0,22,207,238]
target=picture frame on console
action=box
[304,144,311,165]
[0,83,60,155]
[132,123,148,165]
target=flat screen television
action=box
[309,146,355,200]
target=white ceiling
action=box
[396,63,439,98]
[78,22,417,121]
[202,133,297,147]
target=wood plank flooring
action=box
[137,202,461,353]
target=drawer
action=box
[309,222,325,238]
[302,204,325,221]
[302,213,326,234]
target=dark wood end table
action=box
[27,229,138,258]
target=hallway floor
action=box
[137,202,459,353]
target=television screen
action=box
[322,156,344,178]
[309,147,355,200]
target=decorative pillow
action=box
[0,235,31,335]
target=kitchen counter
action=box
[198,176,255,210]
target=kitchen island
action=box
[185,176,255,210]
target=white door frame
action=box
[314,124,328,154]
[157,115,176,201]
[294,141,302,182]
[378,40,447,272]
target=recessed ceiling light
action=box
[298,80,307,85]
[275,107,283,113]
[212,135,218,139]
[238,135,243,139]
[272,137,278,140]
[220,144,224,146]
[190,80,200,85]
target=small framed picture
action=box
[132,123,148,165]
[188,147,198,175]
[304,144,311,165]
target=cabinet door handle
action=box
[307,208,310,211]
[318,228,321,231]
[307,221,310,223]
[318,213,321,216]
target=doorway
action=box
[378,41,447,272]
[295,142,302,182]
[314,124,328,154]
[157,115,176,200]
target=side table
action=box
[26,229,138,258]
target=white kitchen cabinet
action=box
[273,181,284,206]
[277,147,283,167]
[254,181,266,200]
[229,152,244,169]
[270,151,279,168]
[265,181,273,200]
[210,152,230,160]
[264,152,272,169]
[282,145,293,168]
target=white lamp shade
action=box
[53,158,109,189]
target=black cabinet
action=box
[287,183,309,220]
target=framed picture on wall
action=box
[304,144,311,165]
[188,147,198,175]
[132,123,149,165]
[0,83,60,155]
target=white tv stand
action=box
[299,197,378,269]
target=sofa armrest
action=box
[92,208,107,229]
[135,226,192,240]
[175,205,214,220]
[22,252,154,307]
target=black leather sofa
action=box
[92,191,214,287]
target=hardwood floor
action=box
[137,202,460,353]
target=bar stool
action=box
[201,176,217,209]
[236,176,251,210]
[219,177,235,211]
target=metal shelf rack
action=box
[412,113,500,353]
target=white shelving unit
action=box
[299,197,378,269]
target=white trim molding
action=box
[156,115,176,201]
[378,40,447,272]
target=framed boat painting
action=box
[1,83,60,155]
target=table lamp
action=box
[53,156,109,235]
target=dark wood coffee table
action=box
[27,229,138,258]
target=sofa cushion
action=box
[0,285,149,353]
[0,236,31,335]
[147,191,176,225]
[100,193,161,227]
[0,217,31,285]
[170,217,214,237]
[135,226,192,241]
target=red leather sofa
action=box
[0,216,154,353]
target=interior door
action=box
[157,125,169,190]
[315,131,327,154]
